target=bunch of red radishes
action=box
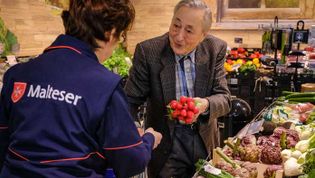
[167,96,199,124]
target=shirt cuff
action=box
[134,121,141,128]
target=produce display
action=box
[265,92,315,124]
[195,91,315,178]
[228,48,263,60]
[224,48,263,73]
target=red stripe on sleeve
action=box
[103,141,143,151]
[8,148,30,161]
[40,152,106,164]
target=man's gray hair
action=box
[174,0,212,32]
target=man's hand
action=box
[144,127,162,149]
[193,97,209,117]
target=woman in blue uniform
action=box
[0,0,162,177]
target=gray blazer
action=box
[125,33,231,177]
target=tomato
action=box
[250,54,257,59]
[309,53,315,59]
[230,50,238,56]
[226,59,233,65]
[304,46,314,52]
[238,54,246,58]
[237,47,245,53]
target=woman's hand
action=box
[145,127,162,149]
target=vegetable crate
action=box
[212,149,283,178]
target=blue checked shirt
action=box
[175,50,196,100]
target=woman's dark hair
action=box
[61,0,135,50]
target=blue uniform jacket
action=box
[0,35,154,178]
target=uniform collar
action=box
[45,34,99,62]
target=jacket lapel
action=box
[194,45,211,97]
[160,43,176,105]
[160,42,212,101]
[159,40,177,137]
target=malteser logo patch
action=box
[27,84,82,106]
[11,82,82,106]
[11,82,27,103]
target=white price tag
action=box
[204,164,222,175]
[230,78,238,85]
[6,55,17,66]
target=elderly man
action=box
[125,0,231,177]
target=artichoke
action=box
[260,145,282,164]
[239,145,260,162]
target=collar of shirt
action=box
[175,49,196,64]
[45,34,99,63]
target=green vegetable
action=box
[103,43,132,77]
[288,97,315,103]
[281,91,298,96]
[280,31,286,64]
[285,92,315,99]
[215,148,240,169]
[276,96,286,102]
[0,18,7,36]
[298,174,309,178]
[280,131,287,149]
[0,17,19,56]
[6,30,18,49]
[295,134,315,153]
[306,114,315,125]
[310,134,315,149]
[262,31,271,43]
[238,63,256,75]
[302,149,315,175]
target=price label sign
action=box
[293,30,309,43]
[293,20,309,44]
